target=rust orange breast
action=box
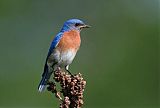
[57,30,81,52]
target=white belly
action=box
[59,50,76,66]
[47,49,77,70]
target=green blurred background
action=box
[0,0,159,108]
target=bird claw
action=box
[66,70,74,77]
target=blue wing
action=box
[38,32,63,92]
[47,32,63,58]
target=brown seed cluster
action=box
[47,68,86,108]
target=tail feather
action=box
[38,64,52,92]
[38,75,48,92]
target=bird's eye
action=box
[75,23,80,27]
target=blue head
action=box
[60,19,90,32]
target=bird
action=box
[38,19,90,92]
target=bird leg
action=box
[66,70,74,77]
[65,65,74,77]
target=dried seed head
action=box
[47,68,86,108]
[64,97,70,105]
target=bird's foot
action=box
[66,70,74,77]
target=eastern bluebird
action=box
[38,19,90,92]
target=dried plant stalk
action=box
[47,68,86,108]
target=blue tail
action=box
[38,76,47,92]
[38,64,52,92]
